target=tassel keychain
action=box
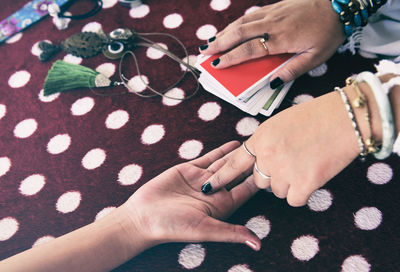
[40,28,200,100]
[43,60,115,96]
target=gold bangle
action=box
[346,77,378,154]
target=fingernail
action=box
[270,77,284,89]
[199,44,208,51]
[245,240,259,251]
[208,36,216,43]
[201,182,212,194]
[211,58,220,67]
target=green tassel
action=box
[43,60,111,96]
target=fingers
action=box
[193,217,261,251]
[190,141,240,169]
[229,175,259,208]
[269,52,320,89]
[286,185,314,207]
[201,144,255,194]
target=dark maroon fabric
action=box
[0,1,399,271]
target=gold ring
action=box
[254,161,271,180]
[242,141,256,158]
[259,37,269,54]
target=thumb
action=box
[269,52,318,89]
[194,217,261,251]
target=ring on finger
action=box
[254,161,271,180]
[242,141,256,158]
[259,33,269,54]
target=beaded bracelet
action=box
[336,87,367,159]
[355,72,395,160]
[331,0,387,37]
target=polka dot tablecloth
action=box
[0,1,399,271]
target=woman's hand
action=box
[121,141,261,251]
[201,90,367,207]
[200,0,346,87]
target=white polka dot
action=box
[127,75,149,93]
[141,124,165,145]
[307,189,333,212]
[102,0,118,8]
[210,0,231,11]
[0,157,11,178]
[245,6,261,14]
[8,70,31,88]
[291,235,319,261]
[146,43,168,59]
[235,117,259,136]
[14,118,38,138]
[105,110,129,130]
[198,102,221,121]
[162,88,185,106]
[96,63,116,78]
[228,264,253,272]
[95,207,117,221]
[180,55,198,71]
[71,97,95,116]
[63,54,82,64]
[0,217,19,241]
[367,162,393,185]
[47,134,71,155]
[354,207,382,230]
[82,148,106,170]
[178,140,203,160]
[245,215,271,239]
[178,244,206,269]
[118,164,143,186]
[129,4,150,18]
[6,33,22,44]
[163,13,183,29]
[0,104,6,120]
[196,24,218,40]
[19,174,46,196]
[56,191,81,213]
[31,40,51,56]
[32,235,55,247]
[341,255,371,272]
[82,22,102,33]
[293,94,314,105]
[308,63,328,77]
[39,88,60,102]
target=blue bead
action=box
[332,1,343,14]
[344,24,353,36]
[353,13,362,26]
[360,8,369,20]
[336,0,350,4]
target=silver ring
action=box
[254,161,271,180]
[242,141,256,158]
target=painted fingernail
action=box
[199,44,208,51]
[245,240,259,251]
[270,77,284,89]
[211,58,220,67]
[201,182,212,194]
[208,36,216,42]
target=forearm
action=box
[0,206,150,272]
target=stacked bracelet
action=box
[331,0,387,37]
[355,72,395,160]
[336,87,368,159]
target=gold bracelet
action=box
[346,77,378,154]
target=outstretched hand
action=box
[121,141,261,251]
[200,0,346,86]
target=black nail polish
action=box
[211,58,220,67]
[208,36,216,43]
[199,44,208,51]
[270,77,284,89]
[201,182,212,194]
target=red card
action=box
[200,54,293,97]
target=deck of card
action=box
[196,53,295,116]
